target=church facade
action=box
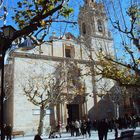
[4,0,115,135]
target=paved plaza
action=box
[12,131,115,140]
[12,127,140,140]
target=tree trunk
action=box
[37,106,46,135]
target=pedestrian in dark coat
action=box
[5,124,12,140]
[114,122,119,139]
[69,121,75,136]
[3,124,6,140]
[81,120,87,138]
[86,118,91,137]
[102,119,109,140]
[34,134,42,140]
[66,123,69,132]
[97,120,104,140]
[97,119,109,140]
[57,121,62,138]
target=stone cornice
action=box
[11,52,94,65]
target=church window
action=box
[82,23,86,35]
[65,45,75,58]
[97,20,103,32]
[65,49,71,58]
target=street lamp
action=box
[0,25,16,140]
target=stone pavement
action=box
[13,130,115,140]
[12,127,140,140]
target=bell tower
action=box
[78,0,112,48]
[78,0,114,120]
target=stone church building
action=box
[4,0,116,135]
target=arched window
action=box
[97,20,103,32]
[82,22,86,35]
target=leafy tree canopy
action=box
[0,0,75,45]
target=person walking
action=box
[86,118,91,138]
[57,121,62,138]
[97,119,109,140]
[79,120,82,136]
[34,134,42,140]
[75,120,80,137]
[3,124,7,140]
[69,121,75,136]
[81,120,87,138]
[103,119,109,140]
[65,123,69,132]
[97,120,104,140]
[5,124,12,140]
[114,121,119,139]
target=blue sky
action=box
[0,0,17,27]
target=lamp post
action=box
[0,25,16,140]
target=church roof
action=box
[65,32,77,40]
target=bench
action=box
[117,130,135,140]
[12,131,24,138]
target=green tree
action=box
[0,0,75,48]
